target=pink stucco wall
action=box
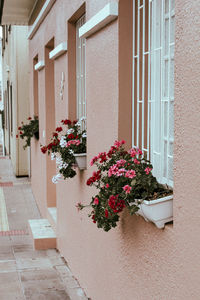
[29,0,200,299]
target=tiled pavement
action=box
[0,157,88,300]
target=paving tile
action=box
[10,235,33,246]
[25,289,70,300]
[13,246,47,259]
[49,256,66,266]
[46,248,61,257]
[20,268,60,281]
[0,245,15,260]
[0,272,24,300]
[0,236,11,246]
[20,269,70,300]
[0,260,17,272]
[16,257,52,270]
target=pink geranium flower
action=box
[123,185,132,194]
[134,158,140,165]
[94,197,99,205]
[114,140,126,148]
[125,170,136,178]
[145,167,152,175]
[66,139,80,147]
[90,156,98,166]
[116,159,126,167]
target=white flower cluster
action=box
[75,116,86,131]
[56,156,62,165]
[66,128,74,134]
[58,162,68,170]
[60,136,67,148]
[55,155,68,170]
[52,173,62,184]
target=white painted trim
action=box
[34,60,45,71]
[49,42,67,60]
[79,2,118,39]
[28,0,56,40]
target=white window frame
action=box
[76,14,86,130]
[132,0,175,187]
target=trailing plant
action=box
[16,116,39,149]
[40,117,86,182]
[78,140,172,232]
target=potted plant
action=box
[77,140,172,232]
[40,117,87,183]
[16,116,39,149]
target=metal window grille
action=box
[76,15,86,130]
[132,0,175,187]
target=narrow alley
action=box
[0,156,88,300]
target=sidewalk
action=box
[0,157,88,300]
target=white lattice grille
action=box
[132,0,175,187]
[76,14,86,130]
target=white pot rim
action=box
[74,153,87,157]
[141,194,173,205]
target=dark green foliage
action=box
[18,116,39,149]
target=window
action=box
[132,0,175,187]
[76,14,86,130]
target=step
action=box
[28,219,56,250]
[47,207,57,233]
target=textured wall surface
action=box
[29,0,200,299]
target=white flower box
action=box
[136,195,173,229]
[74,153,87,170]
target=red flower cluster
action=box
[41,146,47,154]
[108,195,126,213]
[67,133,75,139]
[107,146,117,158]
[27,117,32,120]
[86,170,101,185]
[98,152,107,163]
[55,127,63,132]
[105,209,109,218]
[53,132,58,137]
[61,119,71,125]
[92,214,96,223]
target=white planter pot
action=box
[74,153,87,170]
[136,195,173,229]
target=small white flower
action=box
[56,156,63,165]
[75,121,81,127]
[52,175,58,184]
[62,162,68,168]
[82,132,87,138]
[60,136,67,148]
[51,153,56,160]
[69,149,74,154]
[52,173,62,184]
[67,128,74,134]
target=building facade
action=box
[1,0,200,299]
[1,25,30,176]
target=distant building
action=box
[1,25,29,175]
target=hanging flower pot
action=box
[136,195,173,229]
[74,153,87,170]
